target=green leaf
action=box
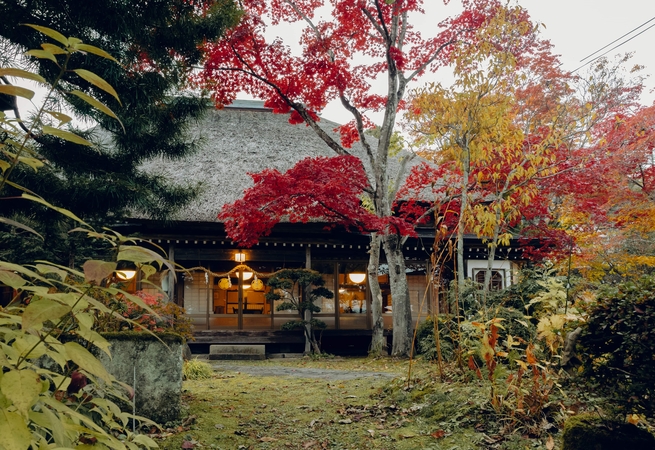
[21,193,89,226]
[0,261,52,285]
[0,341,20,364]
[34,263,68,281]
[41,395,107,434]
[132,434,158,448]
[36,292,87,311]
[83,260,117,284]
[0,269,27,289]
[25,49,58,64]
[41,125,93,146]
[40,43,66,55]
[34,260,84,279]
[76,328,111,357]
[0,369,42,417]
[22,298,71,330]
[63,342,113,383]
[23,24,68,45]
[69,90,123,130]
[67,37,82,47]
[37,402,70,447]
[12,334,48,361]
[75,44,119,63]
[44,109,73,125]
[44,349,68,372]
[76,312,94,330]
[0,84,35,100]
[140,264,157,280]
[18,155,44,171]
[0,409,32,450]
[73,69,121,104]
[0,68,46,84]
[118,246,173,273]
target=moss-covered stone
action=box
[95,335,184,424]
[562,414,655,450]
[99,331,184,345]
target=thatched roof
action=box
[140,100,411,222]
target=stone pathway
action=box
[208,361,397,381]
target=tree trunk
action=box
[382,234,413,357]
[304,247,312,354]
[305,326,322,354]
[368,233,386,356]
[456,150,470,297]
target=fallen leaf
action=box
[431,430,446,439]
[338,419,352,424]
[367,429,375,437]
[181,441,194,449]
[303,440,318,448]
[260,437,278,442]
[546,435,555,450]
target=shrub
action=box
[562,413,655,450]
[492,306,536,345]
[414,316,455,361]
[578,275,655,418]
[95,290,193,341]
[183,359,214,380]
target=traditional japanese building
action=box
[124,100,522,354]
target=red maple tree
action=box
[218,155,416,247]
[197,0,539,356]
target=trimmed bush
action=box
[562,414,655,450]
[579,275,655,417]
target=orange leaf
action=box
[526,345,537,365]
[431,430,446,439]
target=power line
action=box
[572,20,655,73]
[579,16,655,63]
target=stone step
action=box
[208,344,266,360]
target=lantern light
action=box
[116,270,137,281]
[348,273,366,284]
[234,252,246,263]
[252,277,264,291]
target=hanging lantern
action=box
[251,275,264,291]
[218,278,231,290]
[348,272,366,284]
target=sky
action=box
[310,0,655,124]
[14,1,655,128]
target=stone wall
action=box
[97,332,184,424]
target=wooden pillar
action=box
[167,244,176,302]
[238,270,244,330]
[304,246,311,354]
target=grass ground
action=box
[155,357,562,450]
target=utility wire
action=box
[579,16,655,63]
[572,21,655,73]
